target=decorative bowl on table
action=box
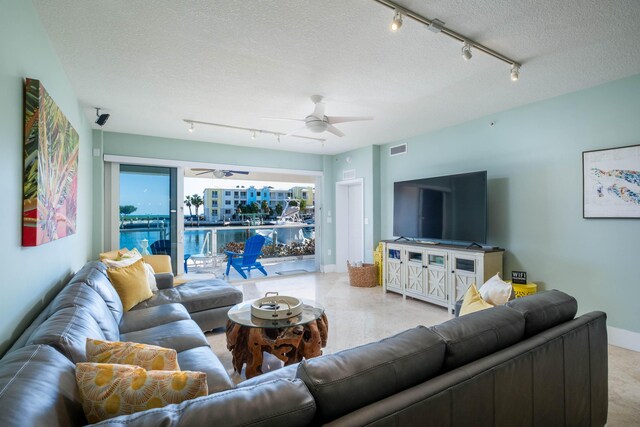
[250,292,303,320]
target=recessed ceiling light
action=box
[391,10,403,31]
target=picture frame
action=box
[583,144,640,218]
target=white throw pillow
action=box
[143,262,158,291]
[101,255,141,269]
[479,273,512,305]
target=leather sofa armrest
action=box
[154,273,174,289]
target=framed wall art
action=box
[23,78,79,246]
[583,144,640,218]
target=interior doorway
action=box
[335,179,364,273]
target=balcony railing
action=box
[184,223,315,259]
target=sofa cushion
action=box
[69,262,124,324]
[0,345,86,427]
[90,379,315,427]
[118,303,191,334]
[296,326,445,423]
[506,289,578,337]
[130,279,243,314]
[120,319,209,353]
[49,283,120,341]
[76,362,208,424]
[177,346,235,393]
[431,305,525,371]
[26,306,106,363]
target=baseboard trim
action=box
[320,264,336,273]
[608,326,640,352]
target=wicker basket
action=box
[347,261,378,287]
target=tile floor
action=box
[203,271,640,426]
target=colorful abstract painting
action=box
[583,144,640,218]
[23,78,79,246]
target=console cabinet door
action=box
[404,249,425,297]
[385,244,403,292]
[450,253,481,304]
[425,250,448,302]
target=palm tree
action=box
[184,196,193,225]
[261,200,270,215]
[191,194,204,226]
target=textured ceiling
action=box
[34,0,640,155]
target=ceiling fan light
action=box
[511,65,520,81]
[462,43,472,61]
[391,10,403,31]
[213,170,225,178]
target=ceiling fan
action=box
[192,168,250,178]
[264,95,372,137]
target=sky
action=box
[120,173,313,215]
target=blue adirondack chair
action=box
[225,235,268,279]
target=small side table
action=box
[513,283,537,298]
[225,299,328,379]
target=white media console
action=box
[382,240,504,313]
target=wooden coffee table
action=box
[225,299,328,379]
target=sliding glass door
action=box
[119,165,178,272]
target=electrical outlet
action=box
[327,249,332,256]
[364,217,369,225]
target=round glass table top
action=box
[227,298,324,329]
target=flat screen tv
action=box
[393,171,487,244]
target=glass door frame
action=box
[104,162,184,274]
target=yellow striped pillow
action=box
[86,339,179,371]
[76,363,207,423]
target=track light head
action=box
[251,130,257,140]
[391,10,403,31]
[510,65,520,81]
[462,43,472,61]
[188,122,194,133]
[95,108,110,127]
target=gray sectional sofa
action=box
[0,260,608,426]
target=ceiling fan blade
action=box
[326,116,373,125]
[195,170,214,176]
[228,170,249,175]
[262,117,305,122]
[325,124,345,137]
[312,101,325,119]
[224,171,234,177]
[285,125,308,137]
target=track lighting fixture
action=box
[462,42,472,61]
[188,122,194,133]
[390,10,403,31]
[373,0,521,81]
[182,119,325,143]
[510,65,520,81]
[95,108,110,127]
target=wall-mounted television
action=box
[393,171,487,244]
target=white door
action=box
[335,179,364,273]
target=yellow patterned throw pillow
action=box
[76,363,208,423]
[86,339,180,371]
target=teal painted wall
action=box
[101,132,324,170]
[0,0,93,354]
[380,74,640,333]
